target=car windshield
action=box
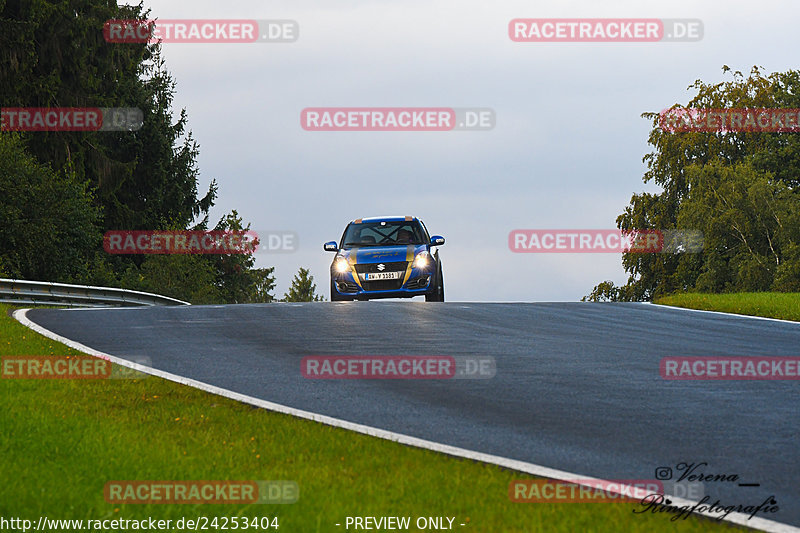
[342,221,426,247]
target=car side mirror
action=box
[324,241,338,252]
[430,235,445,246]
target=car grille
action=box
[354,261,408,274]
[362,279,404,291]
[355,261,408,291]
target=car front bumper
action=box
[331,270,433,300]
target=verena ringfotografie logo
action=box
[509,19,702,42]
[636,494,779,523]
[300,108,495,131]
[660,108,800,133]
[104,481,298,504]
[509,229,704,253]
[301,356,495,379]
[103,19,298,43]
[1,108,143,131]
[641,462,777,522]
[661,357,800,380]
[510,479,664,503]
[2,356,151,380]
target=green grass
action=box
[0,304,745,532]
[654,292,800,322]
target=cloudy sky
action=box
[141,0,798,301]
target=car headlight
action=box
[413,251,430,269]
[334,257,350,273]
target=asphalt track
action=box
[25,302,800,528]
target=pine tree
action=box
[283,268,324,302]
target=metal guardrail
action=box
[0,278,190,307]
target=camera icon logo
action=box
[655,467,673,480]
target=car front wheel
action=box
[425,265,444,302]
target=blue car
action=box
[324,216,445,301]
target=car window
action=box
[341,221,425,247]
[419,220,431,241]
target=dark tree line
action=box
[0,0,275,303]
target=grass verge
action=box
[0,304,745,532]
[653,293,800,322]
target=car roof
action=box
[351,215,418,224]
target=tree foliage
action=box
[586,67,800,301]
[1,0,216,230]
[283,268,324,302]
[0,0,275,304]
[0,134,101,282]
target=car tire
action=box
[425,264,444,302]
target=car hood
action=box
[340,244,425,264]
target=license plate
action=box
[365,271,402,280]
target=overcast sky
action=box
[140,0,798,301]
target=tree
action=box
[283,268,324,302]
[678,161,799,292]
[208,211,275,303]
[246,267,278,303]
[0,134,101,282]
[586,66,800,300]
[119,254,222,304]
[0,1,276,304]
[581,281,621,302]
[0,1,217,232]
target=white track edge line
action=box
[12,308,799,533]
[642,302,800,326]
